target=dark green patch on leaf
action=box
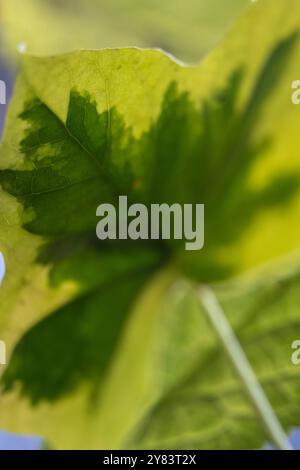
[1,34,299,406]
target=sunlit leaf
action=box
[1,0,300,449]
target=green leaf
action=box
[99,257,300,450]
[1,0,300,449]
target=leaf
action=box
[99,257,300,450]
[1,0,300,449]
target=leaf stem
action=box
[197,284,292,451]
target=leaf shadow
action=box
[1,33,300,404]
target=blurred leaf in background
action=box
[0,0,248,62]
[97,263,300,449]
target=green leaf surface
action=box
[1,0,300,449]
[104,258,300,450]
